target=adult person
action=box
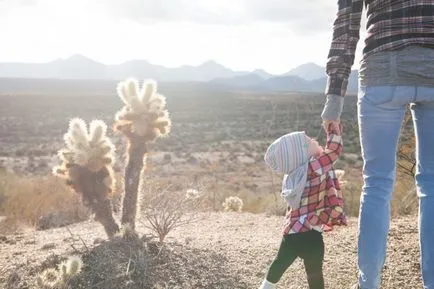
[321,1,434,289]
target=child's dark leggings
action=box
[266,230,324,289]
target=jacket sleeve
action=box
[325,0,363,97]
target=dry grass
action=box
[0,164,418,236]
[340,168,417,217]
[0,171,89,232]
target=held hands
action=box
[323,120,341,135]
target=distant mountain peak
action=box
[121,59,151,64]
[297,62,322,68]
[285,62,325,81]
[65,54,92,61]
[63,54,103,66]
[199,60,227,69]
[253,68,268,73]
[253,69,272,79]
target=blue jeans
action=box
[357,85,434,289]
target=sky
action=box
[0,0,366,74]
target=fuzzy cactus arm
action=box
[140,79,157,104]
[89,120,107,144]
[53,118,119,238]
[116,81,133,105]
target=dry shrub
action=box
[0,217,21,234]
[140,180,204,243]
[393,173,417,216]
[0,172,89,230]
[342,181,362,216]
[264,197,287,216]
[203,183,284,214]
[237,190,279,214]
[340,169,417,217]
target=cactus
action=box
[58,255,83,282]
[37,255,83,289]
[185,189,201,200]
[335,169,345,180]
[222,196,244,212]
[335,169,347,185]
[114,78,171,231]
[37,268,59,289]
[53,118,119,238]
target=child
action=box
[259,123,347,289]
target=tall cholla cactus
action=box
[114,78,171,231]
[53,118,119,238]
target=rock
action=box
[41,243,56,250]
[0,235,7,242]
[93,238,104,244]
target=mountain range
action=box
[0,54,358,94]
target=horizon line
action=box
[0,53,329,75]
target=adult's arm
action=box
[322,0,363,121]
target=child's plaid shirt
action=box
[283,125,347,235]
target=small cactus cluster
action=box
[37,269,59,289]
[37,255,83,289]
[222,196,244,212]
[53,118,119,238]
[335,169,347,185]
[185,189,201,200]
[115,78,171,141]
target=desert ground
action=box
[0,79,420,288]
[1,213,423,289]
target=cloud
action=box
[2,0,338,34]
[0,0,37,5]
[103,0,337,34]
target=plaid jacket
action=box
[326,0,434,97]
[283,125,347,235]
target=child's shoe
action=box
[259,279,276,289]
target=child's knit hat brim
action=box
[264,131,308,174]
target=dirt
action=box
[0,212,423,289]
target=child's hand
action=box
[323,121,341,135]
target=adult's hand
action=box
[323,120,341,134]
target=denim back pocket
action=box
[358,85,396,106]
[358,85,415,109]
